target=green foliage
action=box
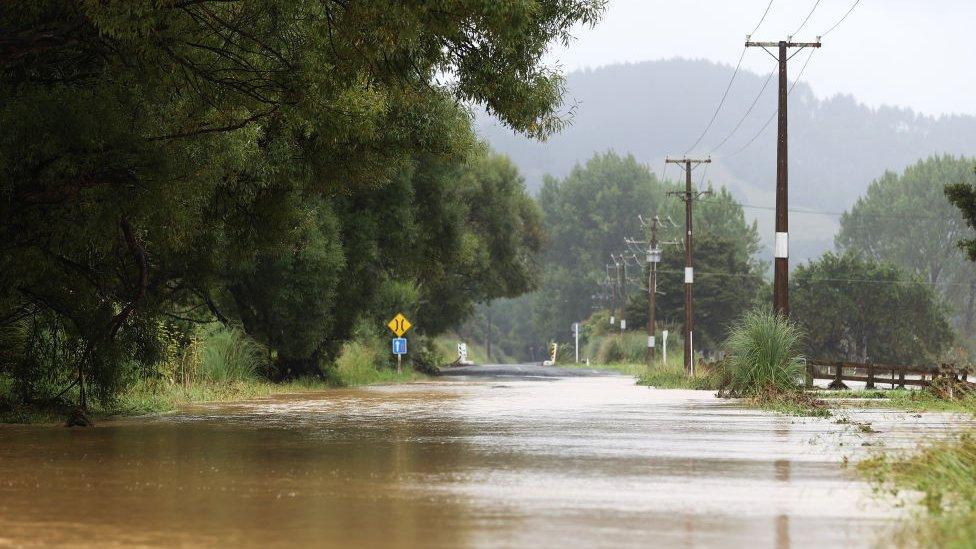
[1,0,590,404]
[197,328,265,383]
[721,308,806,396]
[839,155,976,340]
[792,252,953,364]
[636,362,722,390]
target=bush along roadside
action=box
[717,308,829,417]
[0,323,442,424]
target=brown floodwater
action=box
[0,373,965,548]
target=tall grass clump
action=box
[722,308,805,395]
[721,308,827,416]
[594,332,648,364]
[197,327,265,382]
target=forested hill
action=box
[476,58,976,259]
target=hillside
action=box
[476,58,976,260]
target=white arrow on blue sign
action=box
[392,338,408,355]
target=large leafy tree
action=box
[837,155,976,337]
[792,252,952,364]
[533,152,666,341]
[0,1,602,404]
[522,151,760,349]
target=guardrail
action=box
[806,360,970,390]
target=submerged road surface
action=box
[0,365,961,547]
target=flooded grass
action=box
[1,369,427,424]
[860,431,976,548]
[815,388,976,413]
[746,389,831,418]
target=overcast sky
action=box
[547,0,976,117]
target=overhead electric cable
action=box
[792,0,823,36]
[821,0,862,37]
[680,0,776,154]
[708,69,775,154]
[725,47,816,157]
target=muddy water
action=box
[0,375,963,548]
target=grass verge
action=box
[860,431,976,548]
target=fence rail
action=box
[806,360,970,390]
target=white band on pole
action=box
[685,267,694,283]
[648,336,656,348]
[775,232,789,259]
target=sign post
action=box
[572,322,580,364]
[662,330,669,365]
[386,313,413,373]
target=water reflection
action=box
[0,377,954,547]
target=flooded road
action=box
[0,368,962,547]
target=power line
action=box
[750,0,776,34]
[708,68,775,154]
[653,269,975,288]
[715,1,861,159]
[681,0,776,154]
[821,0,862,37]
[792,0,823,36]
[683,49,747,154]
[725,47,816,157]
[734,202,956,222]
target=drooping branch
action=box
[109,217,148,337]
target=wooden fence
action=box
[806,360,970,390]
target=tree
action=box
[531,152,667,342]
[0,1,602,406]
[512,151,760,353]
[837,155,976,337]
[792,252,952,365]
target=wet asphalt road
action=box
[438,362,617,379]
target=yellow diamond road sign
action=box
[387,313,412,337]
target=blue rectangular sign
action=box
[392,337,407,355]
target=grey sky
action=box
[548,0,976,117]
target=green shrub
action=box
[722,308,805,396]
[197,327,265,382]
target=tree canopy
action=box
[0,0,597,404]
[837,155,976,338]
[792,252,952,365]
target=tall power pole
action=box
[646,216,661,364]
[667,157,711,375]
[745,37,821,316]
[607,262,617,328]
[621,257,629,333]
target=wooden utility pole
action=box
[667,157,711,375]
[607,262,617,328]
[485,301,492,363]
[620,256,628,333]
[646,216,660,364]
[745,37,821,317]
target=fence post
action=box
[804,361,813,389]
[828,362,849,390]
[865,363,876,390]
[897,370,905,389]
